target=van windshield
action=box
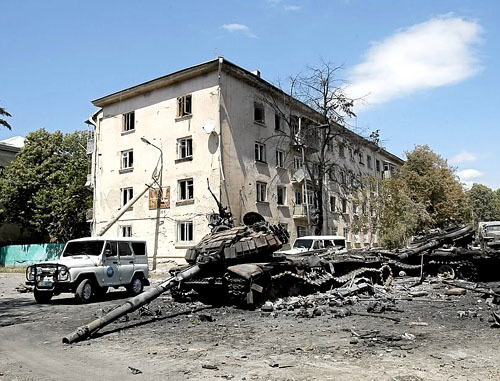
[333,239,346,248]
[62,241,104,257]
[293,239,313,249]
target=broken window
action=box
[367,155,372,169]
[297,226,307,237]
[343,227,349,239]
[327,139,334,152]
[120,225,132,237]
[177,94,192,117]
[376,159,381,172]
[295,190,303,205]
[277,186,286,206]
[329,196,336,212]
[358,151,364,165]
[178,179,194,201]
[338,143,345,158]
[341,198,347,213]
[349,148,354,161]
[121,187,133,209]
[293,156,303,170]
[256,182,267,202]
[254,103,265,124]
[121,150,133,170]
[177,137,193,159]
[275,149,285,168]
[274,114,282,131]
[254,142,266,162]
[123,111,135,132]
[178,221,193,242]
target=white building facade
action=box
[89,58,403,265]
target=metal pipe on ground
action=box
[62,265,201,344]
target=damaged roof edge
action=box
[92,57,404,164]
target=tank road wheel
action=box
[34,289,53,304]
[437,264,455,280]
[75,278,94,303]
[127,276,144,296]
[455,261,478,282]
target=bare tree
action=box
[259,62,368,235]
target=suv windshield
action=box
[293,239,313,249]
[485,225,500,235]
[62,241,104,257]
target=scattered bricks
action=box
[445,288,466,296]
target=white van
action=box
[278,235,347,255]
[26,237,149,304]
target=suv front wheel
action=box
[75,278,94,303]
[127,276,144,296]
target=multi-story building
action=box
[88,58,403,265]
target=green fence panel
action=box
[0,243,65,267]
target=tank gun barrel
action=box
[62,265,201,344]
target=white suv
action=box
[277,235,347,255]
[26,237,149,304]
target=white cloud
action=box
[284,5,301,11]
[450,151,477,164]
[221,23,257,38]
[457,168,483,180]
[346,15,482,107]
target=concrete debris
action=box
[445,288,467,296]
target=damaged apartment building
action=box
[87,57,403,264]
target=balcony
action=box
[292,204,308,219]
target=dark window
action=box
[274,114,281,130]
[118,242,132,257]
[131,242,146,256]
[254,103,265,124]
[123,111,135,131]
[177,94,192,117]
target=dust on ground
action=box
[1,272,500,381]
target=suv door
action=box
[101,241,121,286]
[118,241,135,285]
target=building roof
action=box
[0,136,24,153]
[92,57,403,164]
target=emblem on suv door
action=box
[106,266,114,277]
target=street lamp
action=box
[141,137,163,271]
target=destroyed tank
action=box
[170,207,393,307]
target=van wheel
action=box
[75,279,94,303]
[34,289,53,304]
[127,276,144,296]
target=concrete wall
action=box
[219,71,401,247]
[92,71,222,262]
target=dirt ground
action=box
[1,272,500,381]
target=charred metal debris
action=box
[62,199,500,343]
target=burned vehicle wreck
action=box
[168,211,392,308]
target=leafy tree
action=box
[468,183,500,223]
[398,145,471,230]
[0,104,12,130]
[375,177,431,248]
[0,129,91,242]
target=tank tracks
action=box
[428,259,478,281]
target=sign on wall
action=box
[149,186,170,209]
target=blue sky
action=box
[1,0,498,188]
